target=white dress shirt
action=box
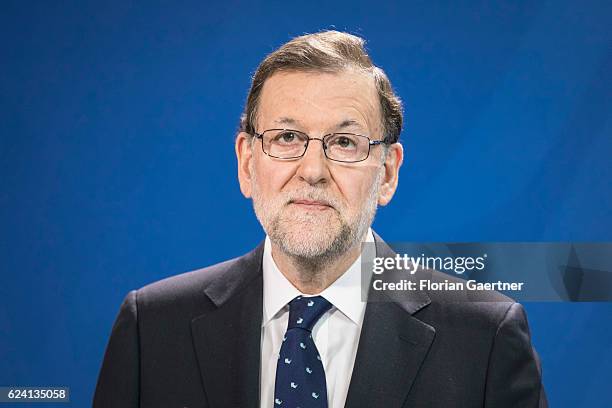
[260,229,374,408]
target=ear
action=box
[378,142,403,206]
[235,132,254,198]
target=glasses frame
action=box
[252,128,388,163]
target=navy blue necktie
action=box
[273,295,333,408]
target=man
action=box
[94,31,546,407]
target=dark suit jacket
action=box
[94,234,546,407]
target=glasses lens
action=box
[263,130,308,159]
[325,133,370,162]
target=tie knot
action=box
[287,295,332,331]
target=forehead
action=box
[256,69,381,133]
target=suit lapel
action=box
[344,301,435,408]
[191,244,264,408]
[344,233,436,408]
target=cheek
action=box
[253,156,296,193]
[333,169,378,207]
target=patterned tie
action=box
[273,295,333,408]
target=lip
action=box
[290,199,333,210]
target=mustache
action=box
[283,190,341,209]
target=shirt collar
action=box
[262,228,373,328]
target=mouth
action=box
[289,199,333,211]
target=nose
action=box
[296,138,330,186]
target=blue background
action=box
[1,1,611,406]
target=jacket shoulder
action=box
[135,242,264,309]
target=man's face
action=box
[236,69,402,261]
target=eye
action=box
[336,136,354,148]
[273,131,301,144]
[327,134,358,149]
[281,132,295,143]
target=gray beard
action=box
[267,212,355,271]
[251,166,384,273]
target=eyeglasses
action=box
[252,129,388,163]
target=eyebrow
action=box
[273,117,300,126]
[336,119,363,130]
[272,117,365,131]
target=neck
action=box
[270,240,362,294]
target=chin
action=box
[271,221,355,261]
[280,234,337,258]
